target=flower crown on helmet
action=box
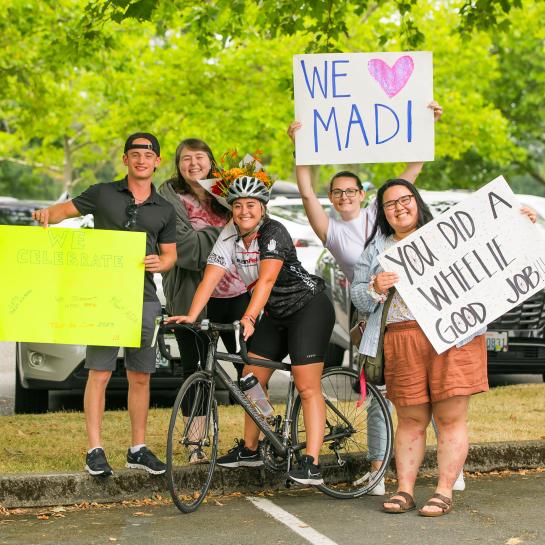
[198,150,274,208]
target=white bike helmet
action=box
[226,176,270,205]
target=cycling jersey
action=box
[207,217,324,318]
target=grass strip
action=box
[1,383,544,475]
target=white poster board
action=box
[377,176,545,354]
[293,51,434,165]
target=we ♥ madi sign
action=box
[293,52,434,165]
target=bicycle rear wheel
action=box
[166,371,218,513]
[291,367,393,499]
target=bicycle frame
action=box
[205,328,292,458]
[158,320,359,463]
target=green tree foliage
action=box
[0,0,543,200]
[0,1,127,195]
[487,1,545,187]
[82,0,523,51]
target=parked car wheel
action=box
[15,354,49,414]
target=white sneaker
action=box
[453,471,466,491]
[366,471,386,496]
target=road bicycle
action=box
[156,320,393,513]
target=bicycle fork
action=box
[283,375,297,486]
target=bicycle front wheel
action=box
[291,367,393,499]
[166,371,219,513]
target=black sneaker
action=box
[126,446,166,475]
[288,455,324,485]
[217,439,263,468]
[85,448,113,477]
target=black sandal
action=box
[383,491,416,513]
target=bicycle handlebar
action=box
[155,319,285,370]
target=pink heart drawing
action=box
[368,56,414,98]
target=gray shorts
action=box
[85,301,162,374]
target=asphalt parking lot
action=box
[1,472,544,545]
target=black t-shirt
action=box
[72,177,176,302]
[257,218,324,318]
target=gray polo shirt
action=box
[73,177,176,302]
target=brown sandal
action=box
[383,491,416,513]
[418,493,453,517]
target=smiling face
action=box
[178,147,212,189]
[123,138,161,181]
[328,176,365,218]
[231,198,264,233]
[382,184,418,239]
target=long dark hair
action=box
[364,178,433,248]
[167,138,228,218]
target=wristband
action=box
[367,275,388,304]
[242,315,256,325]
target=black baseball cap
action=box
[124,132,160,156]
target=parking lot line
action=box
[247,496,339,545]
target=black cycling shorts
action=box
[249,291,335,365]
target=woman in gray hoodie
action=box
[158,139,248,438]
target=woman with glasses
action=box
[287,101,442,285]
[287,101,442,496]
[351,179,536,516]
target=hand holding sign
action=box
[377,177,545,353]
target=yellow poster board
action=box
[0,226,146,347]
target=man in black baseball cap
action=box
[124,132,161,156]
[33,131,176,478]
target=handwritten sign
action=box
[378,177,545,354]
[0,226,146,347]
[293,51,434,165]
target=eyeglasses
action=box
[383,194,414,210]
[330,188,360,199]
[124,201,138,230]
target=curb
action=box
[1,440,544,509]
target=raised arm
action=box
[288,121,329,243]
[397,101,443,184]
[32,201,81,227]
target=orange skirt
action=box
[383,320,489,407]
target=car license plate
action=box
[156,334,179,368]
[486,331,508,352]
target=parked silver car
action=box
[316,190,545,379]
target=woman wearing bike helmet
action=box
[169,156,335,485]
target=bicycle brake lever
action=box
[150,315,162,347]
